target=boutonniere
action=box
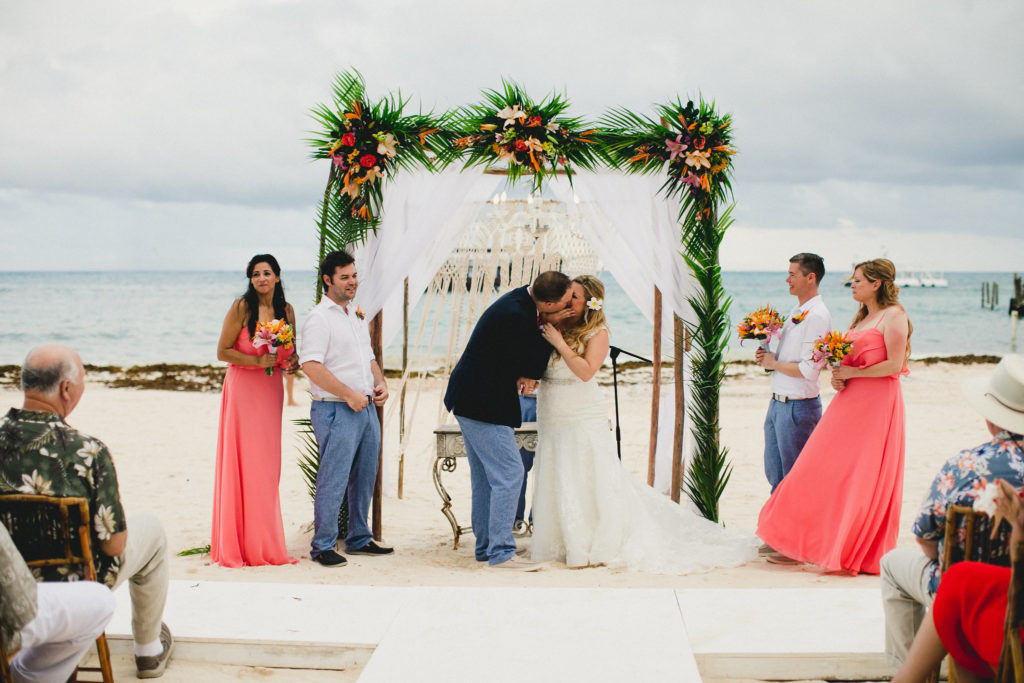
[791,310,808,325]
[355,306,366,321]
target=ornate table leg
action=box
[433,454,462,549]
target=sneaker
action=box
[348,541,394,556]
[136,622,173,679]
[312,549,347,567]
[489,556,546,572]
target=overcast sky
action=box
[1,0,1021,272]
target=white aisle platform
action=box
[105,581,893,682]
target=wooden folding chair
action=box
[0,494,114,683]
[922,504,1014,683]
[996,539,1024,682]
[1,625,14,683]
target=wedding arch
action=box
[305,70,737,526]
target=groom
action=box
[444,271,574,570]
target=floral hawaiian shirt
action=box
[913,430,1024,592]
[0,408,126,587]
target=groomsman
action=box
[755,253,831,492]
[301,250,393,567]
[444,271,574,570]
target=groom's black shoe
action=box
[348,541,394,556]
[312,550,347,567]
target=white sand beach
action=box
[0,359,997,681]
[0,359,992,589]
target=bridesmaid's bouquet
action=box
[252,319,295,376]
[811,330,854,369]
[737,305,784,352]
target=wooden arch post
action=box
[647,287,662,486]
[369,311,384,540]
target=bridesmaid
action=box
[757,258,911,574]
[211,254,298,567]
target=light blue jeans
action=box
[310,400,379,556]
[763,396,822,492]
[455,416,524,565]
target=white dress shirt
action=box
[769,295,832,400]
[300,298,376,400]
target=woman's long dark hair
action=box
[242,254,288,338]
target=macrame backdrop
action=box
[354,169,695,495]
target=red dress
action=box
[211,327,298,567]
[933,561,1020,677]
[756,327,906,574]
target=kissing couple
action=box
[444,271,758,573]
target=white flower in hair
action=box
[586,297,603,311]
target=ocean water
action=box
[1,270,1019,367]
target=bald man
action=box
[0,345,174,679]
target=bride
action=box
[529,275,758,573]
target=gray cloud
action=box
[1,0,1022,268]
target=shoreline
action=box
[0,354,1002,393]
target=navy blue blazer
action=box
[443,286,552,427]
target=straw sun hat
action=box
[963,355,1024,435]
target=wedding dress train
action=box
[530,352,758,574]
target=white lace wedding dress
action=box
[530,339,759,574]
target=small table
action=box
[433,422,538,549]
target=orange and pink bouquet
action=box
[737,305,784,351]
[812,330,854,369]
[252,319,295,376]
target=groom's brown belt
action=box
[771,393,817,403]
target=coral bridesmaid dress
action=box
[756,326,906,574]
[211,327,297,567]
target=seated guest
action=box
[893,479,1024,682]
[0,345,174,679]
[2,524,116,683]
[881,354,1024,667]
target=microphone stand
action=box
[608,345,653,460]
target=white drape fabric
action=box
[354,169,696,494]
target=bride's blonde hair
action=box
[561,275,608,355]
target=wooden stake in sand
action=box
[398,277,409,499]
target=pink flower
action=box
[665,135,688,162]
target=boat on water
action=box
[844,269,949,288]
[916,272,949,287]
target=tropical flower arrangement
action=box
[599,98,736,209]
[811,330,854,369]
[450,81,601,192]
[252,319,294,376]
[791,310,809,325]
[307,71,450,242]
[354,306,366,321]
[737,305,784,351]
